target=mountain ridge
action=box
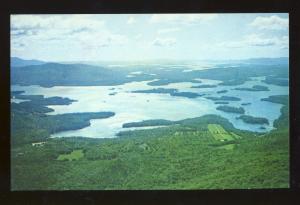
[11,57,47,67]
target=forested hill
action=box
[242,57,288,65]
[11,63,131,87]
[11,58,289,87]
[11,57,46,67]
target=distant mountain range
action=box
[10,57,288,88]
[11,57,47,67]
[11,62,132,87]
[243,57,288,65]
[204,57,288,65]
[11,57,288,68]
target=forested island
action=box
[216,105,245,114]
[206,96,241,101]
[191,84,217,88]
[217,90,228,94]
[122,119,174,128]
[132,88,178,94]
[241,103,251,106]
[214,102,229,105]
[11,92,77,113]
[235,85,269,91]
[11,93,115,145]
[132,88,203,98]
[261,95,289,105]
[237,115,269,125]
[263,76,289,86]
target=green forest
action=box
[11,91,289,190]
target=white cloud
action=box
[157,27,181,34]
[250,15,288,30]
[218,34,288,48]
[127,16,137,24]
[152,38,176,46]
[11,14,106,43]
[11,14,128,53]
[277,35,289,49]
[244,34,277,46]
[149,14,218,25]
[11,15,105,34]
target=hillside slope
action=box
[11,95,289,190]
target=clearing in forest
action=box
[57,149,84,161]
[208,124,235,141]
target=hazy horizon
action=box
[11,56,289,64]
[11,14,288,62]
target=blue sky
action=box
[11,13,288,62]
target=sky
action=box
[11,13,289,62]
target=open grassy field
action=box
[57,149,84,161]
[208,124,235,141]
[207,124,242,150]
[216,144,235,150]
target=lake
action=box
[11,76,288,138]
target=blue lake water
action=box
[11,76,288,138]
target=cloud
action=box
[277,35,289,49]
[244,34,277,46]
[250,15,288,30]
[11,29,38,36]
[149,14,218,25]
[152,38,176,46]
[11,14,128,53]
[11,14,106,44]
[11,15,105,36]
[157,27,181,34]
[127,16,137,24]
[218,34,288,48]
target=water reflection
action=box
[12,76,288,138]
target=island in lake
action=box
[237,115,269,125]
[191,84,218,88]
[206,96,241,101]
[217,90,228,94]
[216,105,245,114]
[132,88,204,98]
[215,101,229,105]
[235,85,270,91]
